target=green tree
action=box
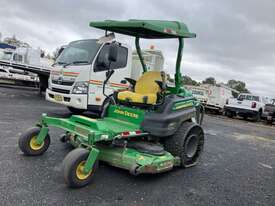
[3,35,30,47]
[227,79,250,94]
[182,75,200,86]
[202,77,216,85]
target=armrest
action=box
[155,80,166,91]
[125,78,136,87]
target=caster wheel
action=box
[63,148,98,188]
[18,127,50,156]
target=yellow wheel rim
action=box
[29,136,44,151]
[76,161,92,180]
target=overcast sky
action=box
[0,0,274,97]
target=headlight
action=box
[72,81,88,94]
[48,78,52,90]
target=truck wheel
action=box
[18,127,50,156]
[226,111,234,118]
[63,148,98,188]
[67,106,85,115]
[253,111,262,122]
[164,122,204,168]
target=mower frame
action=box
[19,19,204,188]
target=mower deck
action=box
[97,145,178,174]
[34,111,178,174]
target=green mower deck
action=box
[32,111,180,176]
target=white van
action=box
[203,84,234,113]
[46,37,164,113]
[184,85,208,105]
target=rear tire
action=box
[67,107,85,115]
[63,148,98,188]
[164,122,204,168]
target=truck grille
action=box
[52,87,70,94]
[52,80,74,86]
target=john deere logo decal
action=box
[114,109,139,119]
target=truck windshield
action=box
[192,90,204,96]
[238,95,259,101]
[1,52,13,61]
[56,39,101,66]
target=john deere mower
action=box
[19,20,205,188]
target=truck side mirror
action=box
[105,69,114,79]
[94,43,120,72]
[108,44,118,62]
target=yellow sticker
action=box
[114,109,139,119]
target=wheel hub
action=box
[29,136,44,150]
[185,135,199,158]
[76,161,92,180]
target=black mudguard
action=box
[141,95,197,137]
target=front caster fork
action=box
[35,126,49,146]
[83,147,100,174]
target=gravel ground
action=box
[0,85,274,206]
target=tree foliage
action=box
[182,75,200,86]
[202,77,216,85]
[227,79,250,94]
[3,35,30,47]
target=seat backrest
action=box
[135,71,164,94]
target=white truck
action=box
[131,47,164,78]
[184,85,208,105]
[224,93,269,121]
[0,67,39,86]
[0,48,43,86]
[46,37,164,114]
[203,84,234,114]
[0,47,41,66]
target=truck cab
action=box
[46,38,164,114]
[46,38,132,113]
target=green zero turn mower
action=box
[19,20,205,188]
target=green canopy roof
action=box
[89,19,196,39]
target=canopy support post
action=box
[135,37,147,72]
[175,38,184,93]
